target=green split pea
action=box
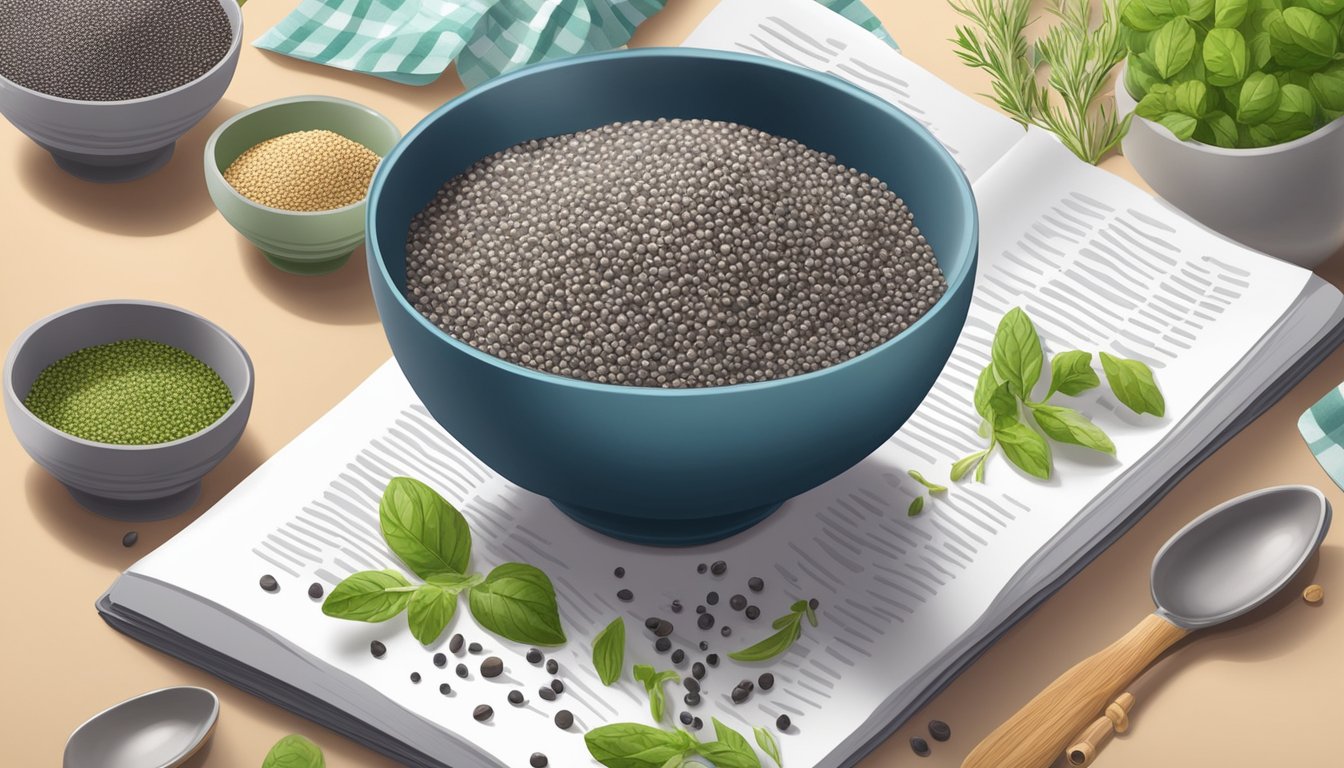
[23,339,233,445]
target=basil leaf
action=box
[906,470,947,493]
[990,307,1043,400]
[1299,0,1344,14]
[585,723,691,768]
[322,570,413,622]
[1029,404,1117,455]
[1237,71,1281,124]
[1136,88,1174,120]
[1156,110,1200,140]
[986,381,1020,427]
[1267,83,1319,134]
[427,571,484,590]
[1186,0,1214,20]
[1150,18,1197,78]
[1248,29,1273,69]
[1125,54,1162,99]
[1213,0,1249,28]
[379,477,472,580]
[804,602,818,627]
[907,496,925,517]
[1309,64,1344,112]
[1047,350,1099,397]
[697,720,762,768]
[1175,81,1213,117]
[1203,28,1249,87]
[467,562,566,645]
[1099,352,1166,417]
[633,665,678,722]
[262,734,325,768]
[1196,110,1240,147]
[407,583,459,645]
[972,364,999,420]
[593,616,626,686]
[729,618,801,662]
[950,450,988,482]
[1123,0,1190,31]
[754,726,783,767]
[993,421,1053,479]
[1269,7,1337,69]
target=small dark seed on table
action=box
[122,531,138,548]
[671,649,685,664]
[910,737,930,757]
[546,659,559,674]
[468,642,483,654]
[698,641,709,651]
[731,686,751,704]
[697,563,707,574]
[614,566,625,578]
[550,678,565,694]
[759,673,775,690]
[526,648,543,664]
[308,582,324,599]
[929,720,951,742]
[370,641,386,658]
[696,605,706,614]
[554,709,574,729]
[684,692,701,706]
[530,753,548,768]
[706,591,719,606]
[692,717,703,730]
[259,574,279,592]
[710,561,727,576]
[645,616,662,631]
[720,626,732,637]
[433,652,447,668]
[679,711,693,726]
[473,704,493,722]
[671,599,683,613]
[776,714,791,731]
[539,686,557,701]
[692,662,706,679]
[654,620,674,637]
[481,656,504,678]
[450,634,464,653]
[697,614,715,630]
[439,683,452,695]
[745,605,760,620]
[730,594,747,611]
[617,589,634,602]
[410,672,421,683]
[748,576,765,592]
[706,653,719,667]
[684,677,700,693]
[508,690,524,705]
[456,663,469,678]
[809,598,820,610]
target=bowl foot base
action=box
[263,249,354,275]
[64,482,202,521]
[550,499,784,547]
[46,143,175,183]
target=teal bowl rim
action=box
[367,47,978,397]
[204,95,400,218]
[3,299,255,453]
[0,0,242,107]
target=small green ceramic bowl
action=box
[204,96,401,275]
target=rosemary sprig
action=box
[950,0,1131,164]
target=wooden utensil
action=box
[1065,691,1134,767]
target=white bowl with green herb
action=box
[1116,0,1344,267]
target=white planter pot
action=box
[1116,69,1344,268]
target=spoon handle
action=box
[961,613,1188,768]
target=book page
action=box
[683,0,1024,181]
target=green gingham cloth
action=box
[254,0,896,88]
[1300,384,1344,489]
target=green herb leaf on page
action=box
[379,477,472,580]
[907,496,926,517]
[262,734,325,768]
[467,562,566,646]
[990,307,1044,400]
[1047,350,1100,397]
[406,582,459,645]
[994,420,1053,479]
[584,723,695,768]
[907,469,947,493]
[950,449,989,481]
[593,616,626,686]
[1029,404,1117,454]
[730,617,800,662]
[633,665,680,723]
[321,570,414,622]
[973,363,999,419]
[754,726,783,767]
[697,719,761,768]
[1099,352,1166,417]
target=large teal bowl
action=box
[367,49,977,546]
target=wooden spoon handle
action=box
[961,613,1188,768]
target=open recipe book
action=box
[99,1,1344,766]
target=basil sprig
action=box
[585,718,769,768]
[262,734,324,768]
[952,307,1163,482]
[753,727,783,768]
[593,616,626,686]
[633,664,680,723]
[728,599,818,662]
[322,477,566,647]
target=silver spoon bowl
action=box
[64,686,219,768]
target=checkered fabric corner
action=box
[1300,384,1344,491]
[253,0,896,88]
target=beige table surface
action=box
[2,1,1341,766]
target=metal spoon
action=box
[962,485,1331,768]
[64,686,219,768]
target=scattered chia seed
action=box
[550,679,565,694]
[697,563,708,574]
[910,737,930,757]
[644,617,661,631]
[684,692,701,706]
[692,717,704,730]
[809,598,820,610]
[530,753,548,768]
[745,605,761,621]
[617,589,634,602]
[259,575,278,593]
[307,582,324,600]
[526,649,543,664]
[929,720,951,742]
[655,637,671,653]
[748,577,765,592]
[433,653,447,668]
[539,686,557,702]
[554,710,574,730]
[481,657,503,678]
[697,614,715,630]
[684,678,701,694]
[654,620,674,638]
[122,531,138,548]
[456,664,469,678]
[776,714,791,731]
[410,672,421,683]
[671,649,686,664]
[706,654,719,667]
[758,673,774,690]
[614,566,626,578]
[706,592,720,606]
[729,594,747,611]
[473,704,493,722]
[679,711,693,726]
[720,626,732,638]
[696,605,707,615]
[370,641,386,658]
[698,641,709,651]
[450,634,464,654]
[439,683,452,695]
[710,561,728,576]
[546,659,559,675]
[671,600,683,613]
[692,662,706,680]
[508,690,524,705]
[731,686,751,704]
[468,642,483,654]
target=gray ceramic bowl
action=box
[4,301,254,520]
[0,0,242,183]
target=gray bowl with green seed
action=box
[3,300,254,520]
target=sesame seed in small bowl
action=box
[204,96,401,275]
[3,300,254,520]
